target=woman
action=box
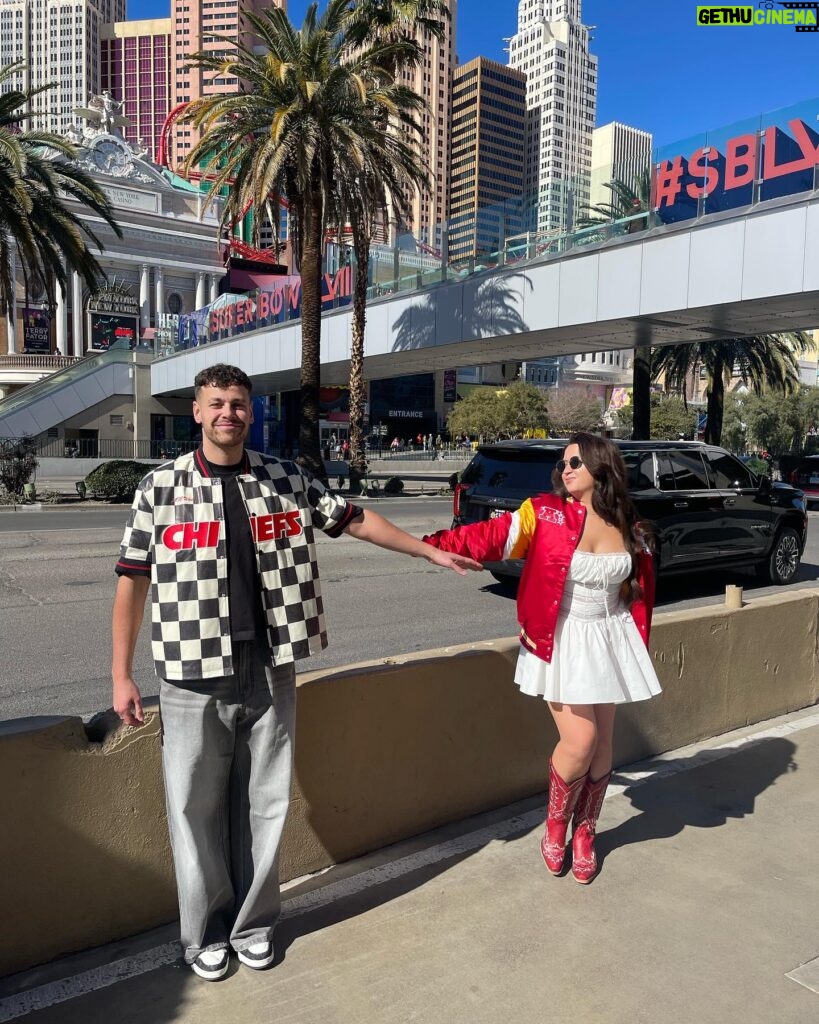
[423,432,661,883]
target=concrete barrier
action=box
[2,589,817,977]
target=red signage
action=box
[209,266,354,337]
[655,117,819,218]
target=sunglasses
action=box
[556,456,584,474]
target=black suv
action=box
[452,440,808,586]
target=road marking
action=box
[787,955,819,995]
[1,707,818,1021]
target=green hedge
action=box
[85,460,154,501]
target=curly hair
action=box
[551,431,653,607]
[194,364,252,398]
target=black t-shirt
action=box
[206,457,267,642]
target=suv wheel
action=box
[762,527,801,585]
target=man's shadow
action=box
[595,736,797,870]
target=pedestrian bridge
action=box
[151,187,819,399]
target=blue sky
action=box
[130,0,819,147]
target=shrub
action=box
[383,476,404,496]
[0,437,37,494]
[85,460,154,501]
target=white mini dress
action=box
[514,549,662,705]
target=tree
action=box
[577,170,653,441]
[719,390,747,454]
[0,61,121,320]
[333,0,450,490]
[183,1,437,478]
[446,389,505,440]
[652,333,809,446]
[546,389,603,436]
[577,169,652,231]
[503,379,550,436]
[647,394,697,441]
[742,387,816,457]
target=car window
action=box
[460,451,558,493]
[703,449,756,489]
[657,450,710,491]
[621,451,656,491]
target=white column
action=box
[209,274,218,303]
[55,283,67,355]
[155,266,165,323]
[195,271,206,309]
[72,272,84,354]
[139,264,151,330]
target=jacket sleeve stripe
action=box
[503,499,535,560]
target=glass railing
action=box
[0,341,135,422]
[145,94,818,360]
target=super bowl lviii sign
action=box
[654,104,819,223]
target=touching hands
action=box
[423,548,484,575]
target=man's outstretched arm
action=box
[112,573,151,725]
[343,508,483,575]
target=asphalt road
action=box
[2,498,818,722]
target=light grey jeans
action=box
[159,641,296,964]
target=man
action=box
[112,364,479,982]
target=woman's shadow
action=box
[596,736,797,868]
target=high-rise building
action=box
[169,0,282,169]
[590,121,652,209]
[100,20,171,163]
[448,57,526,264]
[0,0,126,137]
[398,2,457,252]
[507,0,597,233]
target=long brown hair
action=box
[551,432,652,606]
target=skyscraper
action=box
[398,2,457,252]
[100,19,171,163]
[507,0,598,233]
[448,57,526,263]
[0,0,126,137]
[169,0,283,169]
[590,122,652,209]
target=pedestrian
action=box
[111,363,481,982]
[422,431,660,884]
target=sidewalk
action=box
[2,707,817,1024]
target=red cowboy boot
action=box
[541,760,586,874]
[571,771,612,884]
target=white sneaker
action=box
[237,940,275,969]
[191,947,230,981]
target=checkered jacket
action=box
[116,447,360,680]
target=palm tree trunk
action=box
[704,356,726,445]
[632,345,651,440]
[299,185,325,480]
[348,220,369,493]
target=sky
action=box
[130,0,819,148]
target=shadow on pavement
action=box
[596,736,797,874]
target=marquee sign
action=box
[654,114,819,221]
[208,266,354,339]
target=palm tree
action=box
[652,333,810,445]
[333,0,450,489]
[579,169,652,230]
[577,168,653,439]
[182,1,431,477]
[0,61,121,326]
[332,126,428,489]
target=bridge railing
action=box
[151,94,819,361]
